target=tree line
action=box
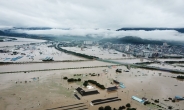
[55,45,99,59]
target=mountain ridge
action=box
[116,28,184,33]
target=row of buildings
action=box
[101,42,184,58]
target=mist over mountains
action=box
[100,36,184,46]
[116,28,184,33]
[1,27,184,45]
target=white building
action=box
[147,44,150,49]
[142,50,152,58]
[125,45,130,52]
[163,43,168,47]
[83,41,93,45]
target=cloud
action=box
[0,0,184,29]
[14,28,184,41]
[2,0,184,41]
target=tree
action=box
[99,107,104,110]
[144,101,150,105]
[104,106,112,110]
[118,106,122,110]
[154,99,159,103]
[121,106,126,109]
[78,78,81,81]
[172,100,175,102]
[63,77,68,80]
[168,106,172,109]
[126,103,131,108]
[83,81,88,87]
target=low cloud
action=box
[15,29,184,41]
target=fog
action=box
[15,29,184,41]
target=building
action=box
[83,41,93,45]
[125,45,130,52]
[163,42,168,47]
[147,44,150,49]
[175,96,184,100]
[142,50,152,58]
[107,86,118,92]
[132,96,145,103]
[113,80,120,84]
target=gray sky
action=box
[0,0,184,29]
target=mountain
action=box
[0,30,5,35]
[116,28,184,33]
[100,36,184,45]
[12,27,52,30]
[0,29,99,42]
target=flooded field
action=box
[0,37,46,47]
[0,42,85,62]
[0,64,184,110]
[148,63,184,71]
[62,46,134,59]
[110,59,150,64]
[0,37,184,110]
[0,61,116,73]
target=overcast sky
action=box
[0,0,184,29]
[1,0,184,41]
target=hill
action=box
[100,36,184,45]
[116,28,184,33]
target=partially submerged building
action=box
[175,96,184,100]
[113,79,120,84]
[132,96,145,103]
[107,86,118,92]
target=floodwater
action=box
[0,65,184,110]
[0,37,46,47]
[0,38,184,110]
[0,61,116,72]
